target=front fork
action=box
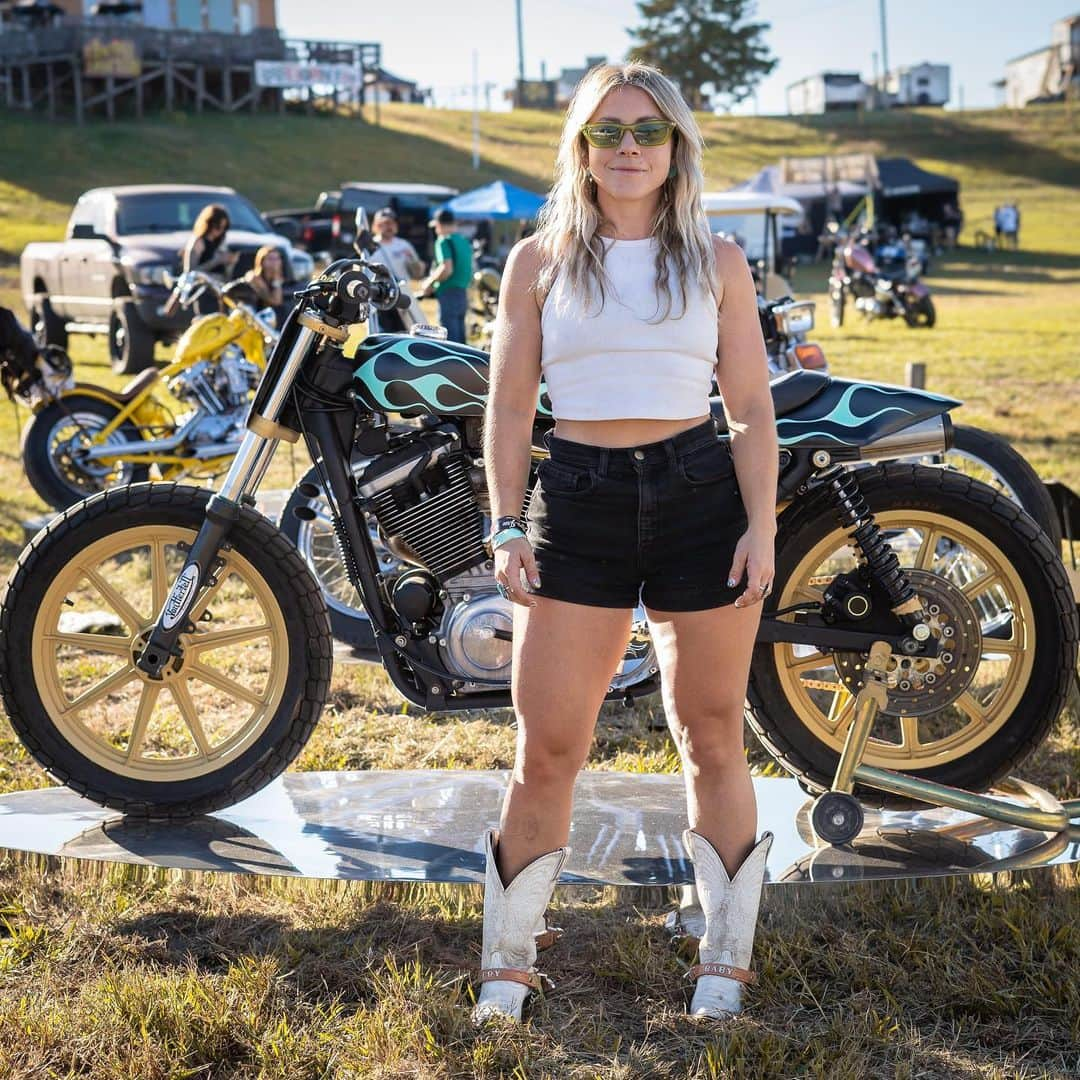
[135,325,318,680]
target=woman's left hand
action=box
[727,524,776,609]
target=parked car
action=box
[268,182,459,264]
[21,184,314,374]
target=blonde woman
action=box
[475,62,778,1025]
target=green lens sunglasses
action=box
[579,120,676,148]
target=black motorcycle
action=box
[1,248,1074,820]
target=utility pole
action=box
[516,0,525,84]
[472,50,480,169]
[878,0,890,100]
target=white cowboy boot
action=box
[681,828,773,1019]
[472,828,569,1025]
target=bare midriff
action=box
[552,414,711,447]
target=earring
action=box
[668,164,678,179]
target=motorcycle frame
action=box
[47,302,271,475]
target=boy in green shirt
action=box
[420,208,474,343]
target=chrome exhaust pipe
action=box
[857,414,952,462]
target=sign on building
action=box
[254,61,362,91]
[83,39,142,79]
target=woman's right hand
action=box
[494,536,541,607]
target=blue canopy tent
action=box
[438,180,546,220]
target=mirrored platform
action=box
[3,771,1078,885]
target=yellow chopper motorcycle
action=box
[21,271,277,510]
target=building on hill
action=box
[0,2,384,122]
[1,0,278,32]
[883,62,950,107]
[1000,14,1080,107]
[786,72,867,114]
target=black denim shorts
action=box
[524,416,749,611]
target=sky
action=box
[276,0,1073,114]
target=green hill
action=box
[0,102,1077,261]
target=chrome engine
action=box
[167,348,261,450]
[355,426,658,695]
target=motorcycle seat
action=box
[114,368,160,403]
[710,370,830,432]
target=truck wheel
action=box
[31,296,68,350]
[109,301,156,375]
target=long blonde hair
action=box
[535,62,716,322]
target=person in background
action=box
[419,208,473,343]
[373,207,426,282]
[1000,202,1020,249]
[183,203,239,278]
[183,203,239,315]
[240,245,286,319]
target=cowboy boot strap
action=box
[688,962,757,985]
[478,967,542,990]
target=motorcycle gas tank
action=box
[352,333,553,418]
[770,374,958,449]
[845,244,877,275]
[173,310,245,362]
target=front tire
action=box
[31,295,68,349]
[22,394,151,510]
[0,483,332,818]
[829,285,845,328]
[746,465,1077,807]
[109,301,156,375]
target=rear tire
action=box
[0,483,332,819]
[904,295,936,328]
[109,301,156,375]
[746,465,1077,808]
[22,394,151,510]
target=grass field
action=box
[0,103,1077,1078]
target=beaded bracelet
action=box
[488,527,526,551]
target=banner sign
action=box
[255,61,362,90]
[84,39,142,79]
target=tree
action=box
[627,0,777,112]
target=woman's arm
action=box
[182,236,204,273]
[483,236,545,605]
[713,235,778,604]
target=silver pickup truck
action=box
[21,184,313,374]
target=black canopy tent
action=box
[731,155,961,253]
[874,157,960,231]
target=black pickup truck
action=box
[267,182,458,264]
[21,185,314,374]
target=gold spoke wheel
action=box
[32,525,290,783]
[772,509,1035,770]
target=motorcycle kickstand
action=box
[810,640,1072,844]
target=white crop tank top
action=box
[540,236,718,420]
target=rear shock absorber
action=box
[827,469,924,626]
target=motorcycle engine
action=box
[356,426,657,693]
[167,347,261,414]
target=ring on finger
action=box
[496,582,510,599]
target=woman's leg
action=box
[645,601,762,876]
[499,594,635,884]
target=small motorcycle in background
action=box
[20,272,275,509]
[829,225,936,329]
[0,305,73,409]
